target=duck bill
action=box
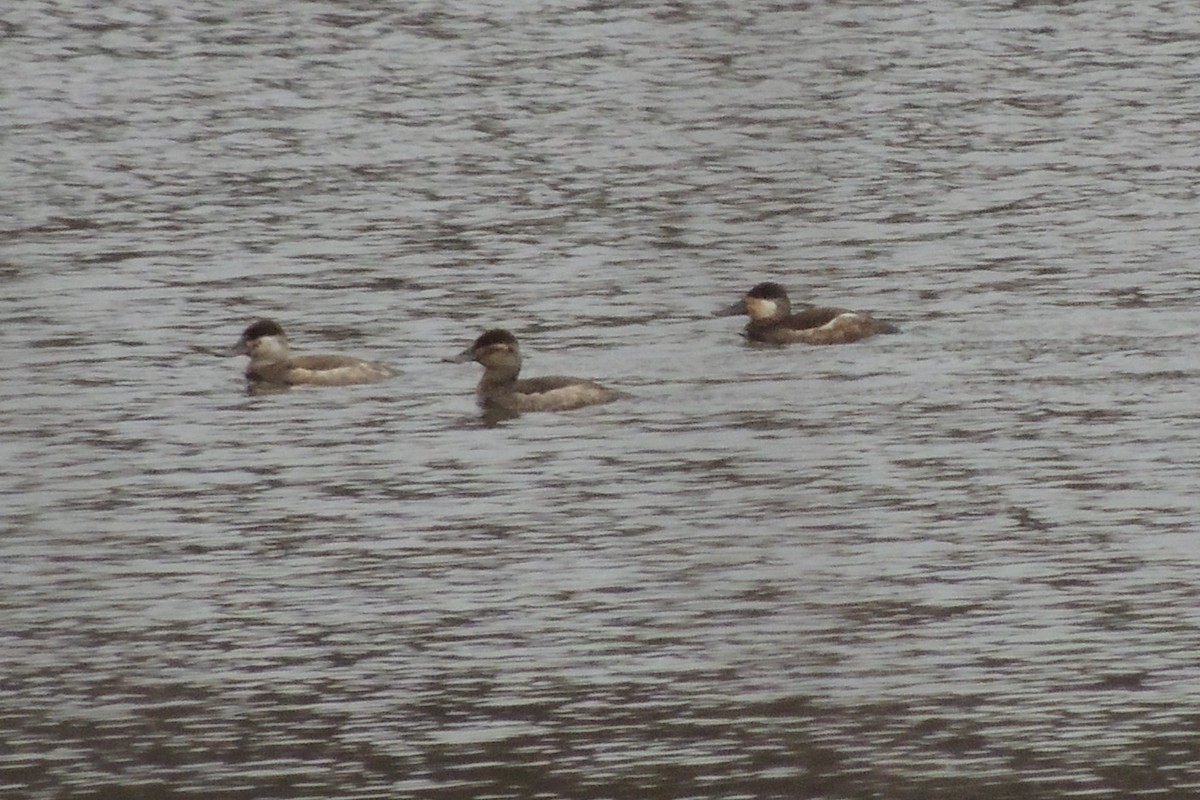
[714,299,746,317]
[229,338,249,356]
[443,347,475,363]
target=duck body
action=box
[231,319,396,387]
[447,329,620,414]
[720,282,898,345]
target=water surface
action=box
[4,1,1200,798]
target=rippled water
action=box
[5,1,1200,797]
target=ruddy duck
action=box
[446,329,621,415]
[718,282,898,345]
[231,319,396,387]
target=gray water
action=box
[4,1,1200,798]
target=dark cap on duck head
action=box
[746,282,789,300]
[242,319,286,341]
[446,328,520,363]
[231,318,286,355]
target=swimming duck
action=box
[718,282,898,345]
[231,319,396,387]
[446,329,621,414]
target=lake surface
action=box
[4,1,1200,798]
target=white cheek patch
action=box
[747,297,779,319]
[253,335,290,360]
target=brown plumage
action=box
[718,282,898,345]
[446,329,621,415]
[231,319,396,387]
